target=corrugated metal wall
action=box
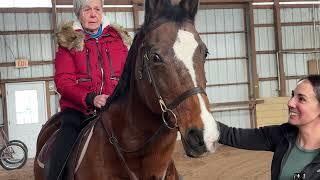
[0,12,54,79]
[254,6,320,98]
[254,8,278,97]
[196,8,251,128]
[281,7,320,94]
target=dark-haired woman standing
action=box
[218,75,320,180]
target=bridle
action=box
[142,49,207,129]
[100,20,207,180]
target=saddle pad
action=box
[37,130,59,168]
[36,121,96,170]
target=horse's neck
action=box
[105,88,163,150]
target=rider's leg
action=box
[44,108,85,180]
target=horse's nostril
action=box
[187,128,205,147]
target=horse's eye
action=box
[151,54,162,63]
[205,51,210,59]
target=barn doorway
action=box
[5,81,47,158]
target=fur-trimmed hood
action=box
[56,16,132,51]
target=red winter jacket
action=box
[54,18,130,114]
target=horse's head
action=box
[132,0,220,157]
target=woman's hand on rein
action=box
[93,94,109,108]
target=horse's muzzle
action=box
[181,127,207,157]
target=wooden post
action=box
[273,0,286,96]
[245,2,258,128]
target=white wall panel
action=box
[196,10,206,32]
[257,54,277,78]
[0,13,4,31]
[43,64,54,77]
[203,33,246,59]
[197,9,244,32]
[259,80,279,97]
[40,34,53,61]
[31,66,44,77]
[3,67,36,79]
[39,13,51,30]
[283,53,309,76]
[15,13,28,30]
[207,84,249,103]
[18,67,32,79]
[255,27,275,51]
[254,9,273,24]
[3,13,16,31]
[0,67,8,79]
[17,34,30,59]
[29,34,42,60]
[0,36,6,62]
[57,12,76,24]
[205,59,247,85]
[104,12,134,28]
[234,33,247,56]
[4,35,17,61]
[28,13,41,29]
[281,8,313,23]
[7,67,20,79]
[282,26,314,49]
[214,110,251,128]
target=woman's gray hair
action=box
[73,0,104,18]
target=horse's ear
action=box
[144,0,170,25]
[179,0,199,20]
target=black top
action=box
[218,122,320,180]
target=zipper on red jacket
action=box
[96,38,104,95]
[86,49,91,77]
[106,49,117,80]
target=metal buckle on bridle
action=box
[109,136,118,145]
[159,99,178,130]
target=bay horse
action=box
[34,0,220,179]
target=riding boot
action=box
[44,108,85,180]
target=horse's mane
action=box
[105,31,143,107]
[106,3,192,108]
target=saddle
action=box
[36,113,98,176]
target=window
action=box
[15,90,39,124]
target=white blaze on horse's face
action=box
[173,30,219,152]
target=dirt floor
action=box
[0,143,272,180]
